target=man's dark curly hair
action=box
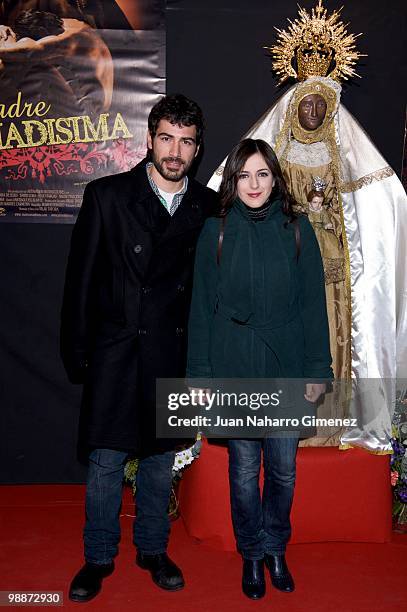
[148,94,204,145]
[13,9,64,41]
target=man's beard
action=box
[151,153,192,182]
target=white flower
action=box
[172,447,197,473]
[173,455,186,471]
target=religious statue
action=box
[209,0,407,452]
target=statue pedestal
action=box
[179,439,392,550]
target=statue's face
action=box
[298,94,327,130]
[309,195,324,212]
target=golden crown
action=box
[266,1,364,83]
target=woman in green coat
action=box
[187,139,332,600]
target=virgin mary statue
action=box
[208,1,407,452]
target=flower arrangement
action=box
[391,394,407,530]
[124,436,202,519]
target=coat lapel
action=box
[125,160,206,247]
[125,161,158,232]
[157,185,207,245]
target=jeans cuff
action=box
[136,547,167,556]
[85,557,114,565]
[241,553,264,561]
[264,549,286,556]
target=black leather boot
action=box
[264,554,295,592]
[69,561,114,602]
[136,552,184,591]
[242,558,266,600]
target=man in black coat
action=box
[61,94,216,602]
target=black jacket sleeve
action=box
[60,182,102,383]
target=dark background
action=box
[1,0,406,482]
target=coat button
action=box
[142,286,151,294]
[175,327,184,335]
[133,244,143,254]
[177,284,185,292]
[187,246,195,254]
[138,328,147,335]
[191,203,199,210]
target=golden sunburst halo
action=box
[265,0,365,83]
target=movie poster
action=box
[0,0,165,223]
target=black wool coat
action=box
[61,159,217,456]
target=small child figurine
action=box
[307,177,335,232]
[306,177,344,285]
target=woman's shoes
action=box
[242,559,266,599]
[264,553,295,592]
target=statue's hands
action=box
[304,383,326,403]
[0,18,88,61]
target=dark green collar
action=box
[233,195,283,222]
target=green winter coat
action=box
[186,196,333,381]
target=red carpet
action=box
[0,485,406,611]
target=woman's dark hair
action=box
[218,139,296,220]
[148,94,204,146]
[13,10,64,41]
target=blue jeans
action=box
[228,437,299,560]
[84,448,175,564]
